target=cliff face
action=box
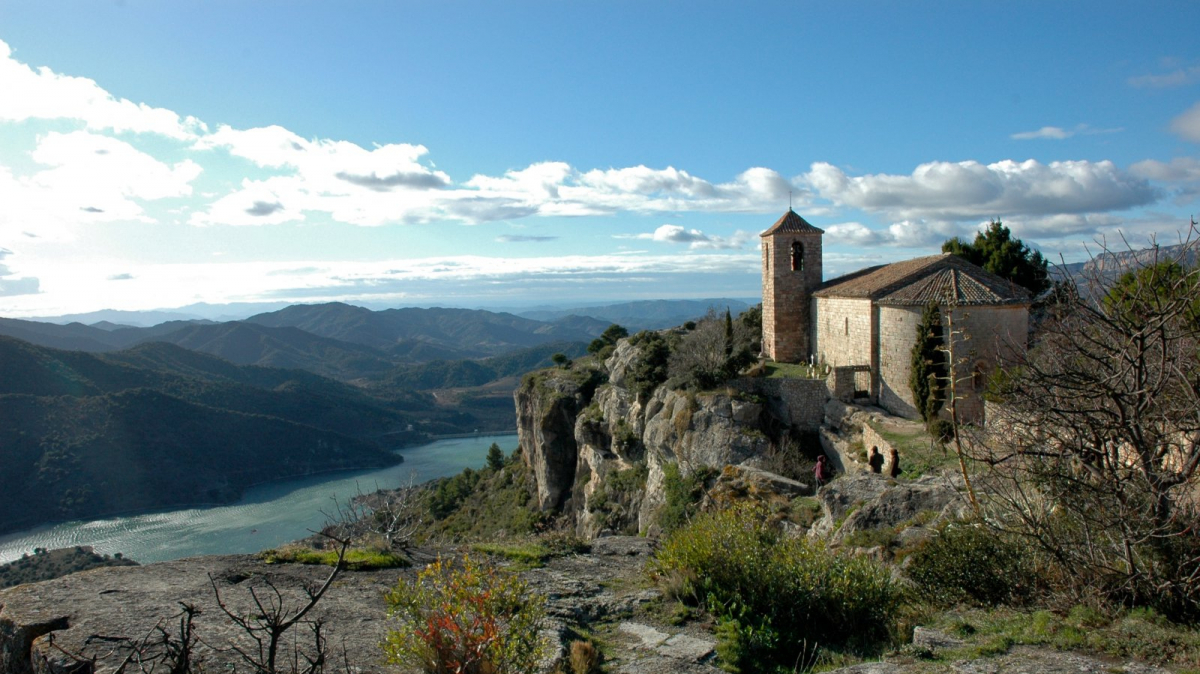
[516,338,788,539]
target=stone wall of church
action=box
[876,304,1028,422]
[812,297,873,368]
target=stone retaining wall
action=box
[728,376,828,429]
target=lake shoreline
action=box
[0,434,519,565]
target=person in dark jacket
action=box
[868,446,884,473]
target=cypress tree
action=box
[910,302,947,423]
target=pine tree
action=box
[486,443,505,471]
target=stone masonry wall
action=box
[949,304,1028,423]
[827,365,870,403]
[877,305,923,419]
[762,232,822,363]
[876,304,1028,422]
[727,376,827,429]
[812,297,873,368]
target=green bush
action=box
[384,555,548,674]
[658,462,716,534]
[905,521,1035,607]
[654,503,900,670]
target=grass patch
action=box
[868,421,952,478]
[926,605,1200,667]
[260,545,409,570]
[470,541,551,568]
[471,532,590,570]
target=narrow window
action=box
[973,363,986,390]
[791,241,804,271]
[844,317,849,336]
[764,243,770,271]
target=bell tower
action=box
[761,209,823,362]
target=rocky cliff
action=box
[516,337,815,539]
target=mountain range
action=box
[0,336,430,535]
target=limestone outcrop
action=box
[517,338,812,539]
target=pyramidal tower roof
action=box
[761,209,824,237]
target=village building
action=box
[761,209,1030,422]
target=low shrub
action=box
[567,639,601,674]
[905,520,1035,607]
[653,503,900,671]
[383,555,548,674]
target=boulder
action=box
[810,473,964,543]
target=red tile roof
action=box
[812,253,1031,306]
[761,209,824,236]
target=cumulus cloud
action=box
[1011,124,1122,140]
[0,39,202,139]
[619,224,755,250]
[1130,157,1200,182]
[805,159,1158,223]
[191,125,454,226]
[824,220,968,248]
[0,133,202,238]
[1169,102,1200,142]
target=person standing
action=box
[814,454,833,488]
[868,446,884,474]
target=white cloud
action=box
[805,159,1158,222]
[825,220,967,248]
[1128,64,1200,89]
[0,39,202,139]
[1010,124,1122,140]
[0,132,201,238]
[619,224,754,250]
[1129,157,1200,182]
[1169,102,1200,142]
[1011,126,1071,140]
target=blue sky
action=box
[1,1,1199,317]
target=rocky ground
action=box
[0,535,1182,674]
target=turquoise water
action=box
[0,434,518,564]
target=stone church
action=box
[760,209,1030,421]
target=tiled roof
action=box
[812,253,1032,306]
[760,209,824,236]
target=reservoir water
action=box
[0,434,517,565]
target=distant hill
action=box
[244,303,605,356]
[1055,243,1200,279]
[381,341,589,390]
[1051,243,1200,298]
[0,546,138,589]
[139,321,398,380]
[0,317,125,352]
[517,298,754,330]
